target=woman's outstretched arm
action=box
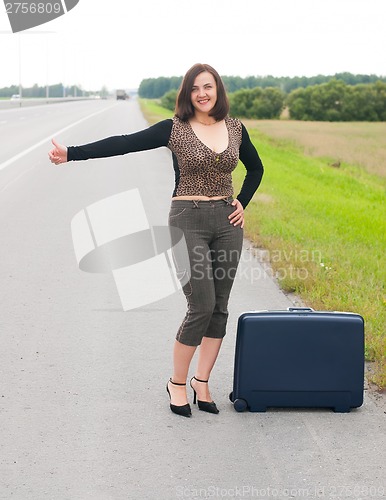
[49,119,173,165]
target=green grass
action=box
[139,98,172,121]
[235,131,386,387]
[139,98,386,389]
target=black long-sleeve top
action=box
[67,116,264,208]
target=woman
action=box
[49,63,264,417]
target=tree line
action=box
[0,83,90,98]
[158,79,386,122]
[138,73,386,99]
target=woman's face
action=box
[190,71,217,115]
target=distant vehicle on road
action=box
[10,94,21,101]
[116,89,128,100]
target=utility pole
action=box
[18,34,22,106]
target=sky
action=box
[0,0,385,91]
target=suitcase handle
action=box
[288,307,314,312]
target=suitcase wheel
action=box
[229,392,234,402]
[233,398,248,412]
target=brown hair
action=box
[175,63,229,122]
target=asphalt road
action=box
[0,99,385,499]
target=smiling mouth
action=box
[198,99,209,104]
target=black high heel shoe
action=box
[190,376,219,414]
[166,378,192,417]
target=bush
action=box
[160,89,178,111]
[287,80,386,121]
[229,87,285,119]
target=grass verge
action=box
[245,119,386,178]
[139,98,386,389]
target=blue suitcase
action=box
[230,308,364,413]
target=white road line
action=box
[0,103,118,172]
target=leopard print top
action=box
[167,115,242,198]
[67,114,263,208]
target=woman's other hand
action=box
[48,138,68,165]
[229,198,244,228]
